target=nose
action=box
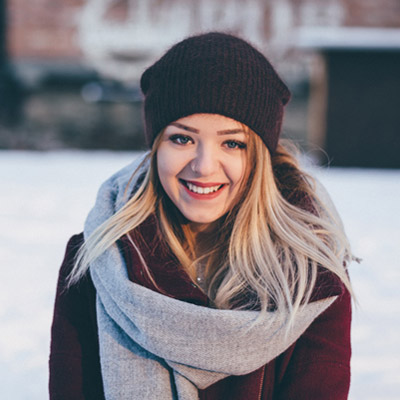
[190,145,219,176]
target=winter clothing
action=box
[49,233,351,400]
[49,158,352,400]
[85,158,337,399]
[141,32,291,152]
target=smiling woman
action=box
[49,32,355,400]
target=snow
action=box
[0,151,399,399]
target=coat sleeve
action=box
[274,290,352,400]
[49,234,104,400]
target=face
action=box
[157,113,248,232]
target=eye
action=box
[169,134,193,145]
[224,140,247,150]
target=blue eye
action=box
[225,140,247,149]
[169,134,193,145]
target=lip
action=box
[183,179,226,187]
[179,179,226,200]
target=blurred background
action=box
[0,1,399,399]
[1,0,400,166]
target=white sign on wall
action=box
[77,0,271,82]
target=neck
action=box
[189,220,218,235]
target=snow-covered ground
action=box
[0,151,399,399]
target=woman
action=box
[49,32,354,400]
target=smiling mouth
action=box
[179,179,224,195]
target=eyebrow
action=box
[217,129,246,135]
[169,122,199,133]
[169,122,246,135]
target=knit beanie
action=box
[140,32,291,153]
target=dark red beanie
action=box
[140,32,291,153]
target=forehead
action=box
[167,113,245,132]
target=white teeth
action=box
[186,182,222,194]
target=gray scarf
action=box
[85,156,337,400]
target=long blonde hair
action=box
[69,128,353,328]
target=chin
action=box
[182,211,221,226]
[186,215,218,224]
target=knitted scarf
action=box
[85,156,337,400]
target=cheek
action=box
[228,156,247,187]
[156,151,167,180]
[156,150,173,190]
[156,146,185,191]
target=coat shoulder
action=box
[49,233,104,399]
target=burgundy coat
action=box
[49,218,352,400]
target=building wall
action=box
[3,1,400,153]
[7,0,400,63]
[343,0,400,27]
[8,0,84,60]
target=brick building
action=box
[8,0,83,60]
[7,0,400,67]
[1,0,400,157]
